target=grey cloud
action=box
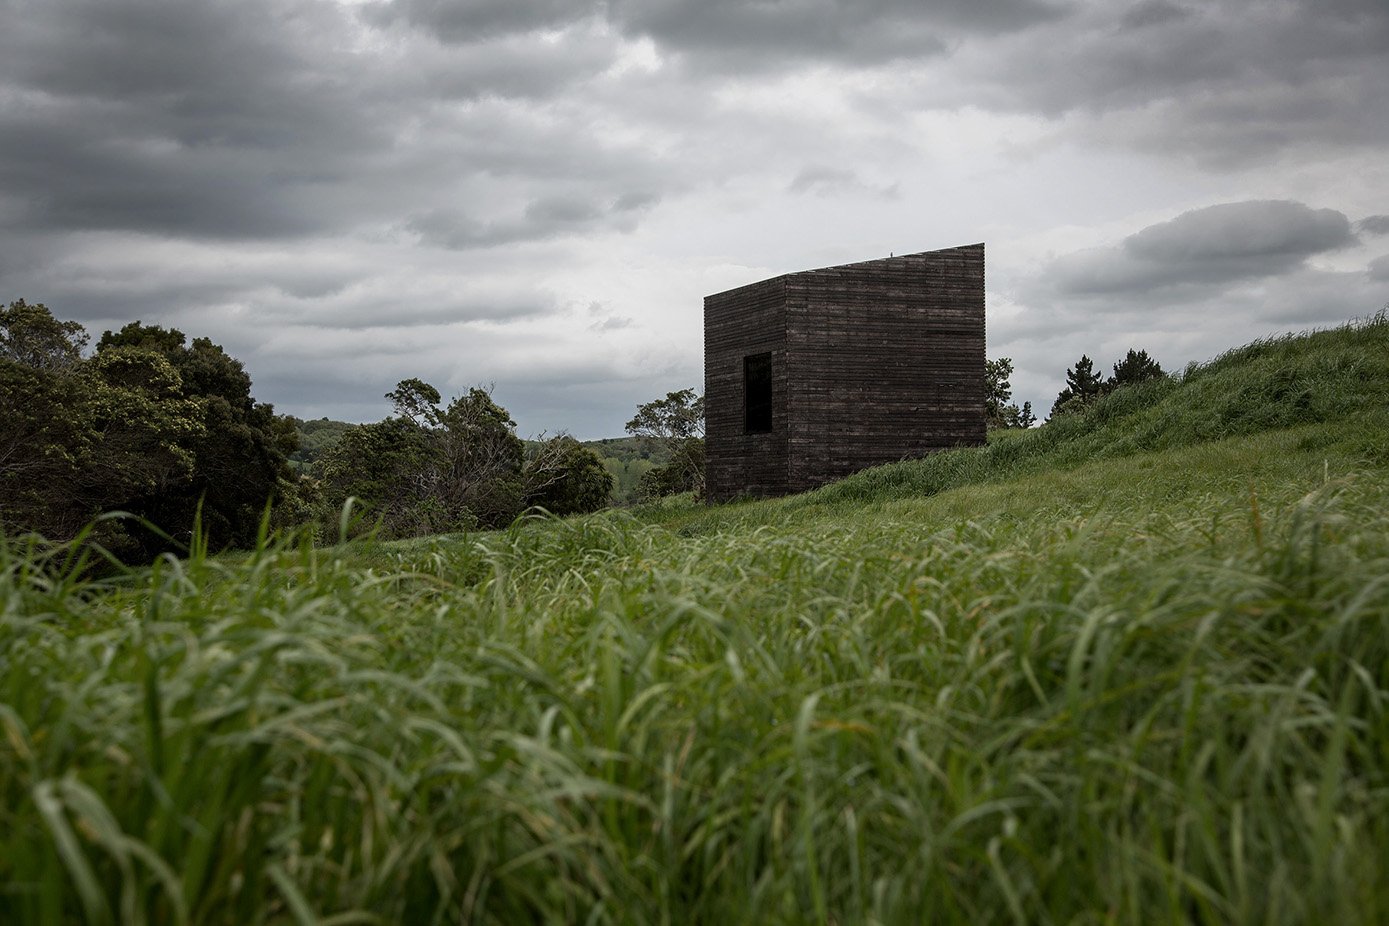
[1370,255,1389,283]
[369,0,1062,70]
[0,0,390,238]
[608,0,1060,69]
[363,0,592,42]
[1119,0,1191,29]
[0,0,665,246]
[1047,201,1356,296]
[1125,201,1353,266]
[938,0,1389,166]
[298,295,553,330]
[1356,216,1389,237]
[409,191,659,249]
[788,165,899,200]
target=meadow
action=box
[3,313,1388,924]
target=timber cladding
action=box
[704,243,985,502]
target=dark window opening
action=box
[745,352,772,433]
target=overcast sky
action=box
[3,0,1386,438]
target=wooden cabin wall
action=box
[704,275,790,502]
[785,243,985,492]
[704,242,985,501]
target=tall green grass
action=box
[3,314,1389,924]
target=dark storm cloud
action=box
[1046,201,1355,296]
[407,190,659,249]
[372,0,1061,70]
[613,0,1060,55]
[0,0,385,238]
[0,0,646,245]
[363,0,593,42]
[942,0,1389,165]
[1356,216,1389,238]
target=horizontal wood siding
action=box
[786,244,985,492]
[705,242,985,501]
[704,276,789,502]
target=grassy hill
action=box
[3,313,1388,924]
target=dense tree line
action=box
[1,301,612,556]
[1,300,303,559]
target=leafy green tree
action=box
[626,389,705,498]
[317,417,439,537]
[95,322,302,554]
[985,357,1014,429]
[984,358,1038,429]
[433,388,527,529]
[523,435,614,516]
[319,382,583,537]
[1,305,205,551]
[1,299,88,372]
[637,439,706,499]
[286,417,354,474]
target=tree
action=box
[320,382,609,537]
[1051,354,1105,417]
[0,304,221,553]
[523,435,614,516]
[1,299,88,372]
[625,389,705,498]
[984,357,1014,429]
[1107,349,1164,390]
[984,358,1038,429]
[317,416,440,537]
[432,388,527,529]
[94,322,302,554]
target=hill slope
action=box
[3,314,1388,924]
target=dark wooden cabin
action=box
[704,243,985,502]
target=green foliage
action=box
[985,358,1035,429]
[0,299,88,372]
[1050,353,1105,417]
[984,356,1013,427]
[584,437,667,506]
[523,435,615,516]
[1108,347,1164,389]
[93,322,303,555]
[3,310,1389,921]
[318,383,610,538]
[285,417,354,473]
[1,304,298,556]
[626,388,706,498]
[1053,349,1167,419]
[637,437,705,499]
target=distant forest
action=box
[2,300,701,559]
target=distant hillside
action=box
[285,416,355,473]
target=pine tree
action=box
[1107,349,1164,390]
[1051,354,1104,417]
